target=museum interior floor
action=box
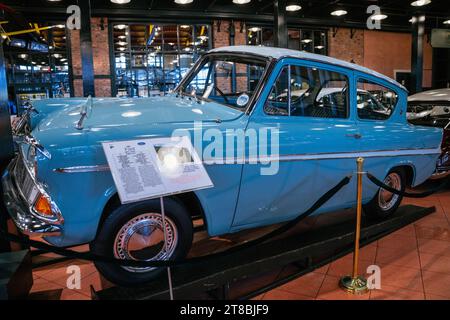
[27,184,450,300]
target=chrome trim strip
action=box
[54,147,441,173]
[54,165,111,173]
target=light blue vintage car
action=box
[3,46,442,286]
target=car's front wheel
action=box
[363,168,406,220]
[90,198,193,287]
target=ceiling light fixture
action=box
[443,19,450,25]
[233,0,251,4]
[114,24,127,30]
[411,0,431,7]
[301,39,313,43]
[249,27,261,32]
[111,0,131,4]
[174,0,193,4]
[331,10,347,16]
[371,14,388,21]
[286,3,301,12]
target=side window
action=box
[357,79,398,120]
[290,65,348,118]
[264,66,290,116]
[264,64,349,119]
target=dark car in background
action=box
[407,88,450,179]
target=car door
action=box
[231,59,361,230]
[354,74,416,200]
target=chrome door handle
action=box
[346,133,362,139]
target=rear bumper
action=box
[1,160,62,237]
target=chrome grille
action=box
[13,153,39,205]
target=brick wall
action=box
[328,28,365,66]
[69,17,112,97]
[364,30,432,88]
[328,28,432,88]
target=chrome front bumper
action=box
[1,160,62,237]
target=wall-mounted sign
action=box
[431,29,450,48]
[103,136,213,204]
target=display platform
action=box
[93,204,435,300]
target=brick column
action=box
[91,18,112,97]
[69,17,112,97]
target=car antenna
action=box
[76,95,92,130]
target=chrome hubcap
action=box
[378,172,401,211]
[114,213,178,273]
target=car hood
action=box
[37,95,243,132]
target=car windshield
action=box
[407,103,450,129]
[177,55,268,111]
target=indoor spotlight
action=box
[331,10,347,16]
[411,0,431,6]
[249,27,261,32]
[174,0,193,4]
[286,3,301,12]
[371,14,388,21]
[233,0,251,4]
[111,0,131,4]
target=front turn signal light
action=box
[34,195,53,217]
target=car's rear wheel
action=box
[363,168,405,220]
[90,198,193,287]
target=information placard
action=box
[102,136,213,204]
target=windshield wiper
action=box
[75,95,93,130]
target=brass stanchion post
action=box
[339,157,369,294]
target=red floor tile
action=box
[370,285,425,300]
[377,233,417,250]
[277,272,325,298]
[414,225,450,242]
[375,246,421,269]
[418,238,450,257]
[419,253,450,275]
[376,264,424,292]
[422,271,450,299]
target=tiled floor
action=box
[28,187,450,300]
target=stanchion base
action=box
[339,275,369,295]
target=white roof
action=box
[408,88,450,102]
[210,46,406,91]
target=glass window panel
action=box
[195,25,210,53]
[357,79,398,120]
[265,65,349,119]
[314,31,326,54]
[262,28,274,47]
[301,30,314,52]
[247,26,261,45]
[288,29,300,50]
[112,23,211,97]
[265,66,290,116]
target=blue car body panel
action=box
[11,47,442,247]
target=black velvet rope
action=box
[0,176,352,269]
[366,173,449,199]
